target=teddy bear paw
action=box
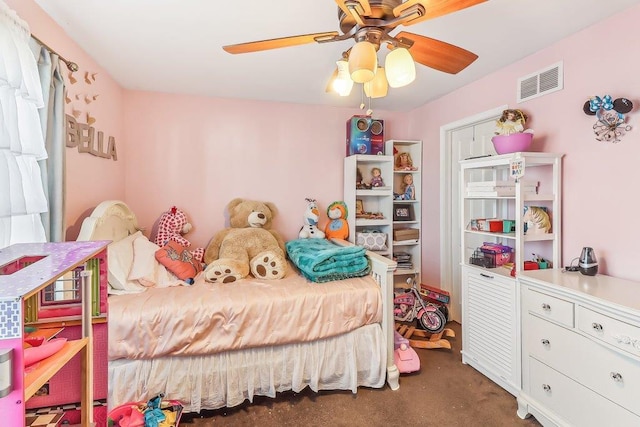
[251,252,285,280]
[203,263,243,284]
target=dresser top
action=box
[520,269,640,312]
[0,241,109,300]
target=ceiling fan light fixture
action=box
[349,41,377,83]
[385,47,416,88]
[333,59,354,96]
[364,66,388,98]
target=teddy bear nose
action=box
[258,213,265,219]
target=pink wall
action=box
[122,91,407,247]
[409,4,640,282]
[7,0,127,240]
[11,1,640,282]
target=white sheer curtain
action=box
[0,1,49,247]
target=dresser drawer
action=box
[577,305,640,359]
[523,287,574,328]
[529,357,640,427]
[526,313,640,416]
[524,313,578,369]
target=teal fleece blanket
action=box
[285,239,371,283]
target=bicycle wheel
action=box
[418,309,446,334]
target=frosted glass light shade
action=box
[385,47,416,88]
[349,41,377,83]
[333,59,353,96]
[364,67,388,98]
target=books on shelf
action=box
[393,251,413,269]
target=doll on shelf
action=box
[370,167,385,188]
[494,109,530,135]
[395,152,417,171]
[394,174,415,200]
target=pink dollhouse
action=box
[0,241,109,427]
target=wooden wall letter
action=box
[64,114,118,161]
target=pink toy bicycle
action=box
[394,275,446,334]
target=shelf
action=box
[394,268,418,276]
[393,240,419,246]
[356,189,392,196]
[355,219,392,226]
[393,220,418,226]
[24,338,88,400]
[462,262,514,280]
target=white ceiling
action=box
[35,0,640,112]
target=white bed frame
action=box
[77,200,399,410]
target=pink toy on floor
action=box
[394,330,420,373]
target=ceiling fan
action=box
[222,0,487,76]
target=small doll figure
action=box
[394,174,415,200]
[370,167,385,187]
[401,174,415,200]
[395,152,417,171]
[494,109,529,135]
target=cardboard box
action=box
[346,116,384,156]
[393,228,419,241]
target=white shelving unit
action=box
[344,154,394,258]
[386,139,422,287]
[459,152,563,396]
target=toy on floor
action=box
[394,330,420,373]
[299,198,325,239]
[324,201,349,240]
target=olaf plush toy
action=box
[299,198,325,239]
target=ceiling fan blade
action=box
[395,31,478,74]
[393,0,486,25]
[223,32,339,54]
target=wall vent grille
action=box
[517,62,563,103]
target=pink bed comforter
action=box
[108,264,382,360]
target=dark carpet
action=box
[179,322,541,426]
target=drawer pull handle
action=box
[541,303,551,311]
[592,323,603,332]
[610,372,623,382]
[480,273,494,279]
[542,384,551,392]
[541,339,550,346]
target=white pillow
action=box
[107,231,140,292]
[128,233,184,289]
[128,234,162,286]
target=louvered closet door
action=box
[462,266,520,395]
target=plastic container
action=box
[491,132,533,154]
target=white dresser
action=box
[518,269,640,426]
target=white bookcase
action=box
[343,154,394,258]
[459,152,563,396]
[385,139,422,287]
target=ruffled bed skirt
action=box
[109,323,386,413]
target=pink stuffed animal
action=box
[154,206,205,263]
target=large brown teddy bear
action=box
[203,198,286,283]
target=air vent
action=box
[517,62,563,103]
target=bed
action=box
[77,200,399,413]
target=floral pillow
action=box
[154,240,202,283]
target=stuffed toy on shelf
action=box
[324,201,349,240]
